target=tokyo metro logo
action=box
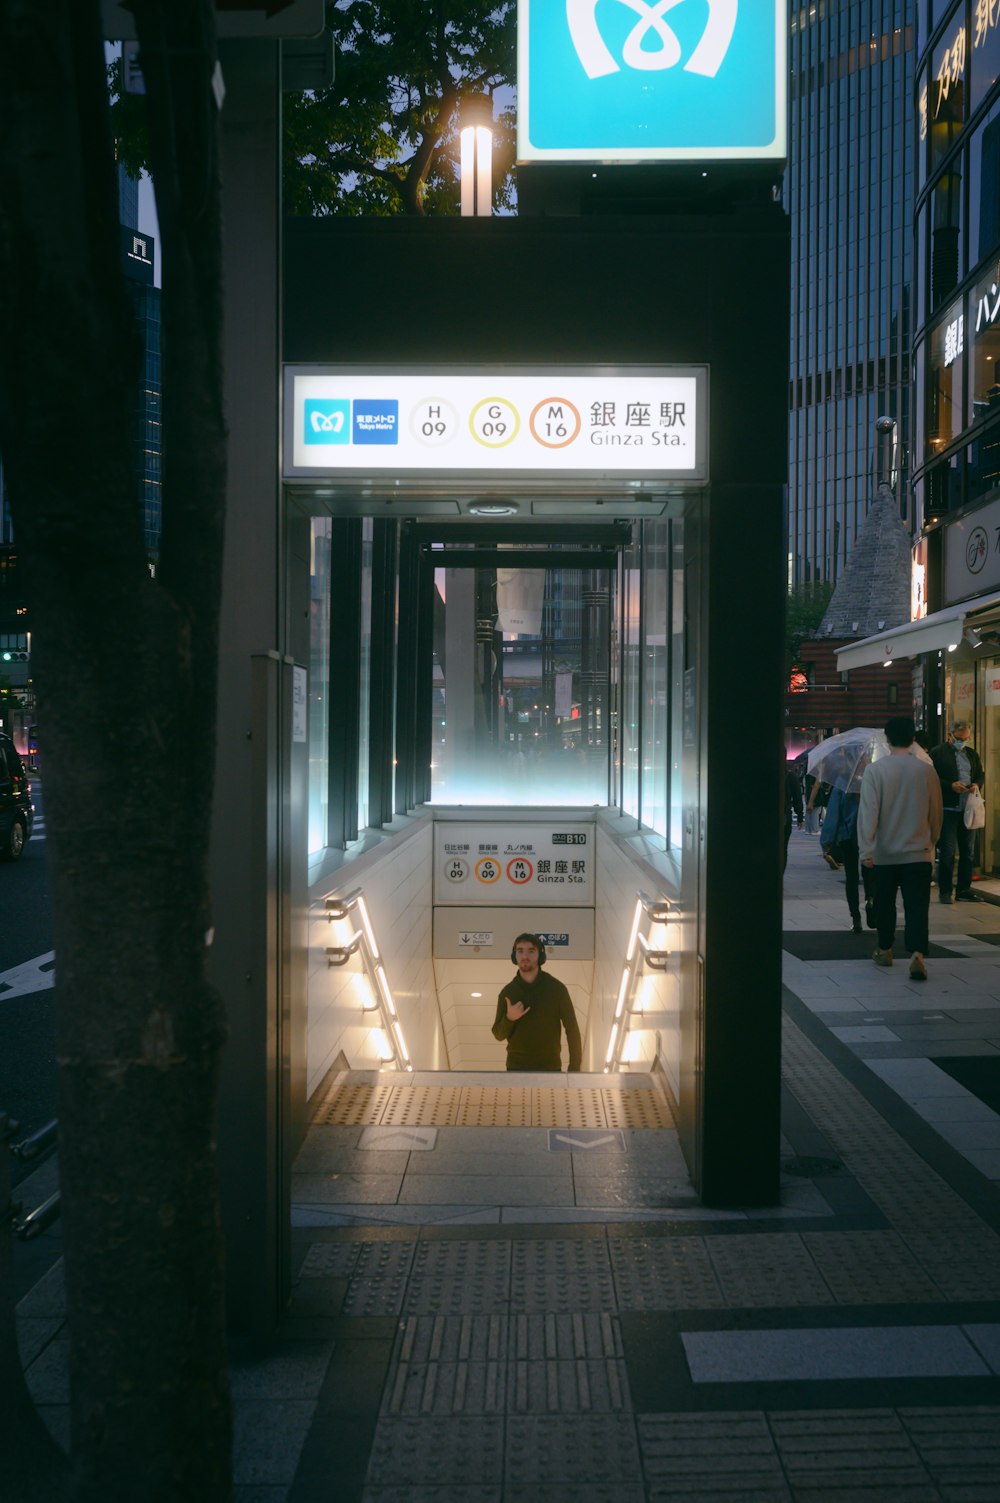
[519,0,783,161]
[304,398,350,445]
[566,0,738,80]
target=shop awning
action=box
[835,589,1000,671]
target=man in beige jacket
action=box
[858,716,943,981]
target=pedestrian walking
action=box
[784,758,804,872]
[858,716,943,980]
[930,720,984,903]
[492,933,582,1072]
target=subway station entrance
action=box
[210,187,789,1338]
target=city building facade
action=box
[787,0,915,586]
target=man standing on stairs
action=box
[492,932,583,1072]
[858,716,943,981]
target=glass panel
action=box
[930,157,964,307]
[925,293,966,455]
[969,99,1000,271]
[669,521,685,851]
[969,259,1000,425]
[929,16,968,173]
[967,433,1000,501]
[641,520,669,840]
[970,0,1000,113]
[430,562,609,806]
[620,549,641,819]
[918,65,929,190]
[308,518,332,856]
[358,518,373,831]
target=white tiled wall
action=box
[305,822,444,1096]
[593,828,682,1094]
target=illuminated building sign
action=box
[944,313,965,366]
[284,367,708,481]
[976,275,1000,336]
[516,0,786,163]
[974,0,1000,52]
[933,22,967,118]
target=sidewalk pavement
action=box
[14,828,1000,1499]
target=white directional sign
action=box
[434,823,596,907]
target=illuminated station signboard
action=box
[517,0,787,164]
[284,367,707,481]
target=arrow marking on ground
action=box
[0,951,55,1000]
[552,1131,620,1151]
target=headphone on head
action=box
[511,933,546,966]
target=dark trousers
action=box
[840,835,874,919]
[873,861,932,955]
[937,809,976,896]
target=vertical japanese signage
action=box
[518,0,786,163]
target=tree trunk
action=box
[0,3,232,1497]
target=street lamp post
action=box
[460,96,493,217]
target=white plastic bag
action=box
[965,788,986,829]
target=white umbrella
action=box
[806,727,889,792]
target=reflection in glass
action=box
[431,563,610,806]
[970,0,1000,115]
[930,159,963,307]
[969,260,1000,426]
[925,295,966,456]
[929,18,967,172]
[969,103,1000,271]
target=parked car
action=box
[0,731,34,860]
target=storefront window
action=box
[968,259,1000,426]
[970,0,1000,114]
[969,102,1000,274]
[925,294,966,455]
[967,432,1000,501]
[929,16,968,172]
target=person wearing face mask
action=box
[930,720,985,903]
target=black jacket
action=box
[492,969,582,1072]
[930,740,984,810]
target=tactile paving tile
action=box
[609,1235,726,1310]
[362,1490,502,1503]
[455,1088,533,1127]
[316,1080,392,1126]
[394,1313,509,1365]
[342,1241,416,1317]
[383,1358,505,1416]
[505,1414,642,1486]
[403,1240,512,1315]
[533,1086,608,1128]
[801,1230,946,1305]
[638,1413,790,1498]
[706,1233,835,1308]
[900,1406,1000,1495]
[366,1416,504,1486]
[380,1086,464,1127]
[298,1241,362,1279]
[768,1409,937,1497]
[507,1357,630,1413]
[603,1087,675,1130]
[510,1311,623,1361]
[509,1238,617,1313]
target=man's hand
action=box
[505,995,530,1022]
[863,857,874,868]
[952,780,967,793]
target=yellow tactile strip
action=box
[315,1078,675,1130]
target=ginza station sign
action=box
[283,367,707,483]
[518,0,787,163]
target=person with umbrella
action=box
[808,730,888,932]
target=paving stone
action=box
[362,1490,501,1503]
[24,1337,69,1403]
[342,1241,416,1317]
[232,1398,317,1487]
[505,1414,642,1486]
[395,1313,509,1365]
[900,1405,1000,1492]
[799,1230,945,1304]
[365,1416,504,1485]
[403,1240,511,1315]
[298,1241,362,1279]
[769,1408,937,1499]
[229,1344,334,1399]
[509,1238,617,1312]
[682,1325,990,1383]
[609,1235,726,1309]
[638,1412,788,1496]
[510,1311,623,1360]
[506,1357,630,1412]
[706,1234,835,1308]
[506,1488,645,1503]
[382,1359,505,1415]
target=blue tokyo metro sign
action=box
[518,0,786,163]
